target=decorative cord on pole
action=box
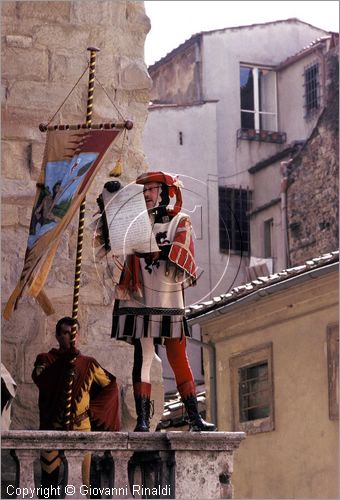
[63,47,100,431]
[72,46,99,321]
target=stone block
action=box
[173,448,234,499]
[119,57,152,91]
[1,140,31,181]
[1,301,46,344]
[49,259,75,288]
[1,178,36,205]
[1,204,19,226]
[2,107,51,142]
[42,285,74,303]
[122,31,147,58]
[0,341,17,381]
[78,305,112,344]
[6,81,85,116]
[1,80,9,106]
[18,206,33,229]
[49,49,88,83]
[2,47,48,81]
[1,2,17,18]
[5,35,33,49]
[11,383,39,430]
[34,24,89,50]
[70,0,126,27]
[126,1,151,34]
[18,1,71,22]
[87,29,122,61]
[83,343,132,381]
[77,279,106,305]
[30,141,45,181]
[1,227,28,299]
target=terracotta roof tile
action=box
[186,251,339,319]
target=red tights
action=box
[164,338,194,387]
[132,337,194,387]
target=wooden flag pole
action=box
[63,47,100,430]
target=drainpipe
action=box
[188,336,217,427]
[194,39,202,102]
[280,161,291,268]
[206,176,213,299]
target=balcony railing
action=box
[237,128,287,144]
[2,430,245,499]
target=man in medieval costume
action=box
[104,171,216,432]
[32,316,120,496]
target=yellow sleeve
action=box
[92,363,112,387]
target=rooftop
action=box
[186,251,339,321]
[277,33,339,70]
[148,18,331,71]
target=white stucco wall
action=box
[201,21,328,180]
[251,162,282,207]
[278,51,325,142]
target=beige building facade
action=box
[187,252,339,498]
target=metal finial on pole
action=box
[63,47,100,431]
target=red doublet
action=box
[32,348,120,431]
[168,216,197,279]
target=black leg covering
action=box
[183,394,216,432]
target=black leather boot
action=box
[183,394,216,431]
[133,382,152,432]
[178,380,216,432]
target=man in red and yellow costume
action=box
[109,171,215,432]
[32,316,119,494]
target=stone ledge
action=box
[1,430,245,452]
[2,431,246,499]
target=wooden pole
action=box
[63,47,100,430]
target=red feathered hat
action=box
[136,171,183,215]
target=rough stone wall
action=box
[287,45,339,266]
[1,0,164,431]
[149,38,202,104]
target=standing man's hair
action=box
[154,184,170,221]
[56,317,80,336]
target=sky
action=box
[144,1,339,66]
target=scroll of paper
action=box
[101,183,159,255]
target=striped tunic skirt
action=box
[111,259,191,343]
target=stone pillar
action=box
[111,450,134,499]
[64,450,86,499]
[167,432,245,499]
[173,450,233,499]
[14,449,40,498]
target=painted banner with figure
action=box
[3,127,121,320]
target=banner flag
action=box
[3,127,121,320]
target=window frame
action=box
[327,323,339,420]
[218,186,252,255]
[240,64,278,132]
[304,61,320,117]
[264,218,274,258]
[229,342,275,434]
